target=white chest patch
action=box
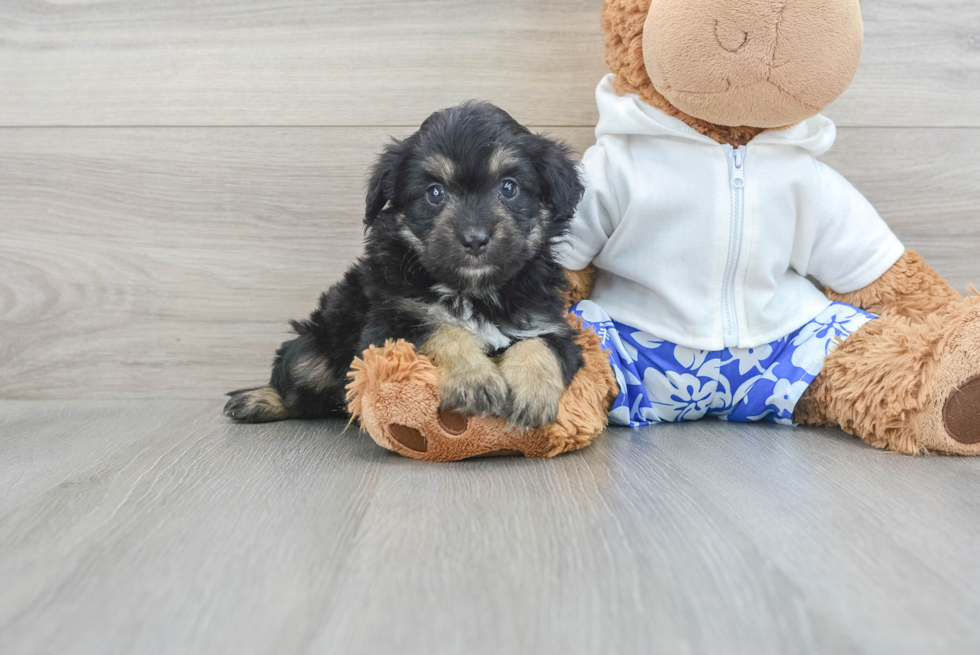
[428,285,552,351]
[427,302,511,351]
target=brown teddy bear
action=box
[348,0,979,459]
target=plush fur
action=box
[225,102,587,430]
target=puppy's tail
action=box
[223,386,289,423]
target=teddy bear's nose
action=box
[714,20,749,53]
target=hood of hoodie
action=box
[594,74,837,157]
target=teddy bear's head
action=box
[601,0,864,144]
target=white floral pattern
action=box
[727,343,774,375]
[631,331,666,350]
[570,300,876,427]
[791,304,873,376]
[643,370,717,422]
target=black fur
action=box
[225,102,586,425]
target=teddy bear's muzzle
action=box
[640,0,864,128]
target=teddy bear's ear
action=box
[364,138,406,226]
[529,134,585,220]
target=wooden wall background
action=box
[1,0,979,400]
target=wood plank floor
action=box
[1,400,979,655]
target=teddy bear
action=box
[347,0,979,460]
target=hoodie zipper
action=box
[722,145,746,349]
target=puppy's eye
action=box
[426,184,446,206]
[499,179,519,200]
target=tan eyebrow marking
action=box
[422,154,455,181]
[488,147,519,176]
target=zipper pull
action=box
[729,147,745,189]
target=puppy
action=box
[224,102,585,429]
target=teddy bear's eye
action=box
[426,184,446,205]
[499,179,519,200]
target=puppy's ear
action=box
[365,139,405,226]
[529,134,585,220]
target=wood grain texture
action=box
[2,126,979,400]
[1,400,979,655]
[823,0,980,128]
[0,0,608,128]
[1,1,977,127]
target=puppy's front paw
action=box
[499,339,566,429]
[507,386,562,430]
[440,363,510,418]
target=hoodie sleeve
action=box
[555,138,623,271]
[805,162,905,294]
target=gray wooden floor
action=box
[3,1,980,653]
[2,401,979,655]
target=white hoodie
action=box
[558,75,905,351]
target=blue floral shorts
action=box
[569,300,876,427]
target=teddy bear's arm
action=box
[824,250,962,318]
[563,264,598,309]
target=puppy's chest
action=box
[428,288,550,352]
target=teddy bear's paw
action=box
[438,363,510,419]
[908,304,980,455]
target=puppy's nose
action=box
[461,229,490,255]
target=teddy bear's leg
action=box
[794,301,980,455]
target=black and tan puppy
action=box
[225,102,585,429]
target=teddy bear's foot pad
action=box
[437,410,468,435]
[388,424,428,452]
[944,375,980,444]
